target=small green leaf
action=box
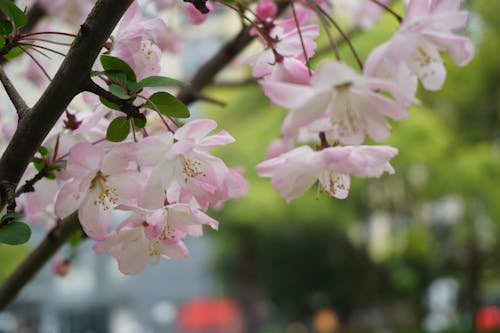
[32,157,45,172]
[1,212,23,223]
[109,83,130,100]
[103,70,127,85]
[143,92,190,118]
[0,19,13,35]
[4,46,25,60]
[133,116,147,129]
[106,116,130,142]
[0,221,31,245]
[38,146,50,156]
[100,55,136,81]
[137,76,184,90]
[45,172,56,179]
[126,80,140,94]
[99,96,120,111]
[0,0,27,28]
[0,36,4,49]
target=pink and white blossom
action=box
[365,0,474,91]
[94,203,218,275]
[54,142,141,240]
[263,61,412,145]
[257,145,398,201]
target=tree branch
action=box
[177,25,253,104]
[83,79,145,120]
[0,212,81,310]
[0,65,30,118]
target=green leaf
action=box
[143,92,190,118]
[106,116,130,142]
[1,212,23,223]
[103,70,127,85]
[99,96,120,111]
[4,46,25,60]
[100,55,136,82]
[0,221,31,245]
[45,172,56,179]
[0,36,4,49]
[133,116,146,129]
[137,76,184,90]
[32,157,44,172]
[38,146,50,156]
[0,19,13,35]
[0,0,27,28]
[109,83,130,100]
[126,80,140,94]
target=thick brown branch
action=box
[177,25,253,104]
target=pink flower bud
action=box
[256,0,277,21]
[52,259,71,277]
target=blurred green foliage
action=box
[0,244,28,281]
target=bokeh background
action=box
[0,0,499,332]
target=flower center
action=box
[90,171,118,210]
[182,156,203,181]
[333,84,361,137]
[319,171,347,198]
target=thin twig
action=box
[20,46,53,81]
[84,79,144,119]
[18,42,67,57]
[314,3,364,70]
[14,168,49,198]
[0,65,30,118]
[21,38,73,46]
[291,1,312,76]
[369,0,402,23]
[308,0,341,62]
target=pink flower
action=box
[365,0,474,91]
[244,23,319,78]
[54,142,141,240]
[112,2,171,79]
[138,119,246,209]
[263,61,411,145]
[94,203,218,275]
[257,145,398,201]
[256,0,278,22]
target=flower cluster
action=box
[244,0,473,201]
[0,0,474,275]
